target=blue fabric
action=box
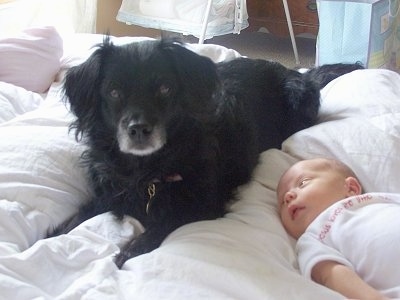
[317,0,400,72]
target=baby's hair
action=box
[277,157,363,196]
[323,158,358,178]
[319,158,363,192]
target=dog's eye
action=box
[110,89,121,100]
[158,84,172,97]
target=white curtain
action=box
[0,0,97,38]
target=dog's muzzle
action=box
[117,119,166,156]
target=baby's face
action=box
[277,159,350,239]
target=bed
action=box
[0,27,399,300]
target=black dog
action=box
[50,37,362,267]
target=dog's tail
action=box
[278,62,364,142]
[303,62,365,89]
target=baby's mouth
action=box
[290,206,305,220]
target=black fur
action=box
[50,37,361,267]
[303,62,364,89]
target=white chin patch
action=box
[117,126,166,156]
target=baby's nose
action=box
[284,191,296,204]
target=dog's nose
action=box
[128,123,153,140]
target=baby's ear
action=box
[345,177,362,196]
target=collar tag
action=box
[146,183,156,215]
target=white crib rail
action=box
[282,0,300,64]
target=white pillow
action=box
[282,69,400,194]
[0,26,63,93]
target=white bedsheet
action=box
[0,35,399,300]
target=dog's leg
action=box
[114,223,178,268]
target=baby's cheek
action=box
[280,212,290,228]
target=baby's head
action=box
[277,158,362,239]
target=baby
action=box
[277,158,399,300]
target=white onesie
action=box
[297,193,400,298]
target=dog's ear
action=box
[160,41,219,104]
[63,37,114,140]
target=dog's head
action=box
[64,37,219,156]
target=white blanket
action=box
[0,34,399,300]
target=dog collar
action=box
[146,174,183,214]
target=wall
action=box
[96,0,160,37]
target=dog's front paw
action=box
[114,251,130,269]
[114,232,165,268]
[114,238,143,268]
